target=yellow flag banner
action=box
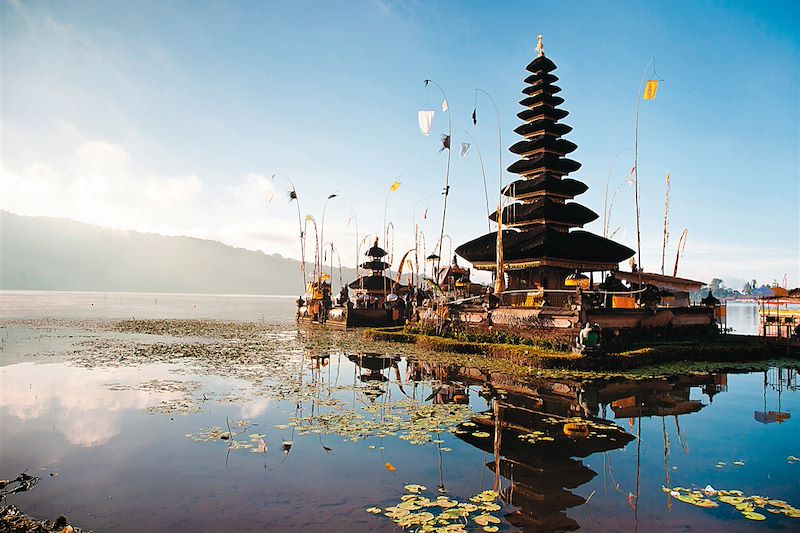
[643,79,659,100]
[389,181,401,192]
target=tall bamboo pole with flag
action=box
[320,193,338,281]
[383,179,401,251]
[422,79,452,276]
[304,215,319,285]
[271,173,306,290]
[473,88,503,232]
[462,130,491,232]
[632,56,663,271]
[661,174,670,275]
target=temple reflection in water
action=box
[405,358,728,532]
[310,352,731,532]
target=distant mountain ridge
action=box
[0,211,356,295]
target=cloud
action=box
[1,139,205,235]
[0,362,185,447]
[231,173,275,209]
[0,131,322,262]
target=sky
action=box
[2,0,798,290]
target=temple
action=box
[349,238,396,296]
[456,40,635,291]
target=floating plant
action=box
[368,486,505,531]
[664,486,800,521]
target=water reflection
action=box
[2,322,798,532]
[386,358,759,532]
[754,368,796,424]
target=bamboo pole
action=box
[424,79,451,276]
[633,57,655,270]
[661,174,670,275]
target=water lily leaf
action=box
[693,500,718,508]
[398,501,421,510]
[474,515,500,526]
[404,484,426,493]
[472,431,490,438]
[742,511,766,521]
[483,527,499,532]
[366,507,382,514]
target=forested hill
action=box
[0,211,356,295]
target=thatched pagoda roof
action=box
[509,136,577,156]
[360,260,391,271]
[456,228,634,268]
[524,72,559,85]
[365,243,387,258]
[514,121,572,138]
[489,199,598,227]
[348,275,401,292]
[525,55,558,73]
[519,94,565,108]
[502,176,588,199]
[522,83,561,96]
[517,107,569,123]
[507,153,581,175]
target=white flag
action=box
[441,99,448,111]
[459,143,471,157]
[418,110,435,136]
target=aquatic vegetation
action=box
[186,419,255,450]
[368,486,504,531]
[289,400,473,447]
[664,486,800,521]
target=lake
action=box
[1,291,798,532]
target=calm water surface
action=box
[1,292,798,532]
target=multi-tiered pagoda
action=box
[349,238,399,296]
[456,40,634,291]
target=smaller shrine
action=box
[349,238,404,308]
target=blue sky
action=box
[2,0,798,289]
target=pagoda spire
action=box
[455,46,634,283]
